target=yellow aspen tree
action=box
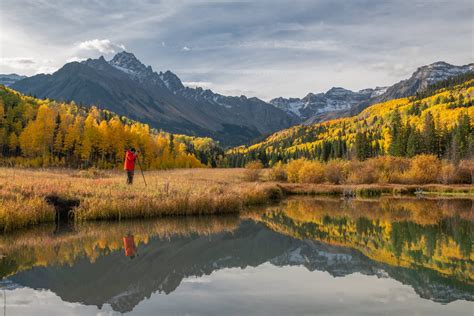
[108,117,126,164]
[53,131,64,157]
[97,120,111,164]
[81,112,99,164]
[64,116,84,161]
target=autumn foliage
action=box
[273,155,472,185]
[0,87,221,169]
[225,78,473,167]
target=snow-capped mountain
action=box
[271,61,473,124]
[109,52,274,111]
[377,61,474,102]
[9,55,473,140]
[349,61,474,115]
[270,86,387,122]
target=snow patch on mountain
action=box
[270,87,380,120]
[109,51,239,109]
[109,51,148,76]
[271,61,473,123]
[420,61,474,85]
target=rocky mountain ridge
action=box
[271,61,473,124]
[11,52,297,146]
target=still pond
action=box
[0,197,473,315]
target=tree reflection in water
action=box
[0,197,472,313]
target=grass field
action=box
[0,168,283,232]
[0,167,472,232]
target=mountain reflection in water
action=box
[0,197,473,314]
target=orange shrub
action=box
[375,156,410,183]
[299,161,325,183]
[269,161,287,181]
[325,160,348,184]
[286,158,306,183]
[404,154,441,184]
[347,160,378,184]
[439,162,457,184]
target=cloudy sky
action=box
[0,0,473,100]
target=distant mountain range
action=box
[5,54,473,145]
[226,70,474,166]
[0,73,26,86]
[10,52,297,146]
[271,86,388,123]
[271,61,474,124]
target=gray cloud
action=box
[1,0,472,99]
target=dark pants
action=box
[126,170,134,185]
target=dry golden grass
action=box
[275,182,474,196]
[0,168,282,232]
[0,167,471,232]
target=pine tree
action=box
[389,109,402,156]
[355,131,370,160]
[422,112,437,154]
[406,126,421,158]
[454,113,472,160]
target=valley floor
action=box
[0,168,472,232]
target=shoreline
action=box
[276,182,474,197]
[0,168,472,232]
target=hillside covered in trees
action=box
[224,76,474,167]
[1,74,473,171]
[0,87,222,169]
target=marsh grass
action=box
[276,182,474,197]
[0,167,471,232]
[0,168,281,231]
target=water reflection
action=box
[0,197,473,314]
[123,233,138,259]
[259,197,473,286]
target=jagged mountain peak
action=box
[272,60,473,122]
[109,51,148,75]
[302,92,317,99]
[11,50,296,146]
[372,60,474,105]
[411,61,473,80]
[271,86,372,121]
[81,55,111,71]
[83,55,106,64]
[159,70,184,91]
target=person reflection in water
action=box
[123,233,138,259]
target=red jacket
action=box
[123,235,137,257]
[124,150,137,170]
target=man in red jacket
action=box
[124,148,139,185]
